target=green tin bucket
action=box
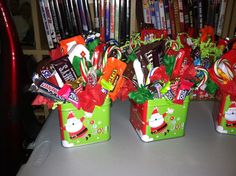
[58,98,111,147]
[130,96,190,142]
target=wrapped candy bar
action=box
[99,57,127,101]
[51,56,78,87]
[59,35,85,55]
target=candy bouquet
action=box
[209,39,236,135]
[119,26,222,105]
[116,26,232,142]
[30,34,129,147]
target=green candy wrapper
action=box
[163,55,176,76]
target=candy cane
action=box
[102,45,122,71]
[214,58,234,84]
[80,58,89,82]
[195,66,208,89]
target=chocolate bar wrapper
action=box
[51,56,78,85]
[32,79,65,102]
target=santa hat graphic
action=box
[152,107,158,115]
[229,102,236,109]
[151,107,160,118]
[67,112,75,119]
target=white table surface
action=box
[17,100,236,176]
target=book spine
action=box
[93,0,100,32]
[78,0,89,33]
[168,0,176,37]
[143,0,151,24]
[159,0,166,29]
[68,0,79,35]
[100,0,106,42]
[149,0,157,29]
[164,0,172,35]
[188,0,194,28]
[39,0,54,49]
[72,0,83,34]
[206,0,213,26]
[53,0,66,38]
[192,0,199,31]
[154,0,161,29]
[216,0,227,36]
[178,0,184,32]
[109,0,115,39]
[43,0,58,44]
[125,0,131,41]
[201,0,208,27]
[136,0,144,29]
[198,0,203,29]
[214,0,221,32]
[120,0,126,44]
[105,0,110,41]
[222,0,234,38]
[63,0,74,36]
[173,0,180,33]
[115,0,120,42]
[84,0,93,32]
[228,0,236,37]
[58,0,71,37]
[182,0,190,32]
[48,0,61,41]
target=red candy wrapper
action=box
[173,79,194,104]
[171,48,192,80]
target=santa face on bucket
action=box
[149,112,165,127]
[65,112,88,139]
[225,102,236,127]
[65,117,84,133]
[148,107,168,134]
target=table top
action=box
[17,100,236,176]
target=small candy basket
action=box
[29,34,128,148]
[213,92,236,135]
[58,98,111,147]
[130,96,190,142]
[208,47,236,135]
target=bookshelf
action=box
[22,0,235,62]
